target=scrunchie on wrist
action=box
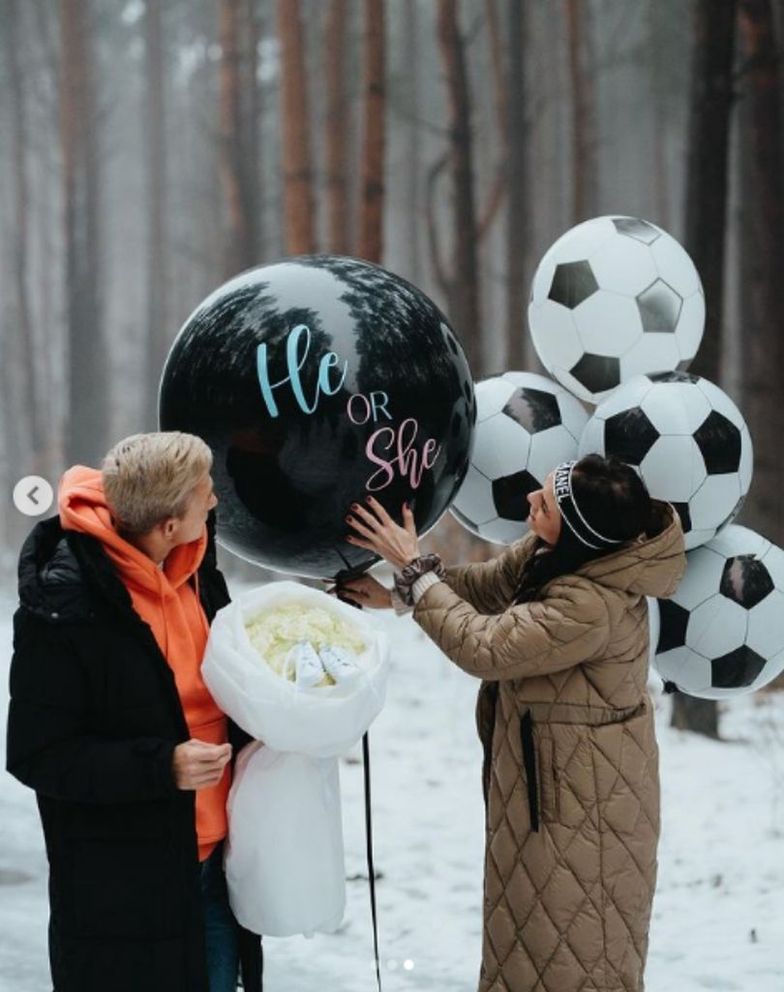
[392,553,446,608]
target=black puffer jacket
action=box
[6,511,262,992]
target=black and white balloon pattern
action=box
[528,216,705,404]
[653,525,784,698]
[579,371,753,550]
[450,372,588,545]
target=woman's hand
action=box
[345,495,420,569]
[330,574,392,610]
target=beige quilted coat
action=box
[413,504,686,992]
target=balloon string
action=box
[335,581,381,988]
[363,731,382,992]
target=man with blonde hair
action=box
[7,432,262,992]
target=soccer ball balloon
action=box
[528,215,705,404]
[579,371,753,550]
[653,525,784,698]
[450,372,588,544]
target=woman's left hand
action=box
[345,496,420,569]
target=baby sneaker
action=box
[319,644,360,684]
[288,641,326,688]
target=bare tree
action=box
[685,0,737,386]
[471,0,507,243]
[669,0,738,740]
[402,0,421,276]
[144,0,168,427]
[5,0,45,466]
[219,0,256,276]
[29,0,60,464]
[564,0,597,220]
[504,0,528,370]
[324,0,350,255]
[435,0,481,374]
[737,0,784,542]
[646,1,674,230]
[278,0,316,254]
[241,0,262,261]
[357,0,386,262]
[60,0,107,466]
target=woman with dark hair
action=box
[340,454,686,992]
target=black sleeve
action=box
[6,611,179,804]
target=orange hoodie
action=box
[59,466,229,862]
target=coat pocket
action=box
[520,713,560,830]
[537,735,559,823]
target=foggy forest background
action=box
[1,0,784,734]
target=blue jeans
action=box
[200,841,239,992]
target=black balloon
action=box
[159,255,475,578]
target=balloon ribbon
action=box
[363,731,382,992]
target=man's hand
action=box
[172,739,232,790]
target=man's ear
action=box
[161,517,179,540]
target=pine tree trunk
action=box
[564,0,597,221]
[670,0,737,737]
[324,0,350,255]
[737,0,784,544]
[278,0,315,254]
[145,0,168,427]
[478,0,507,246]
[684,0,736,384]
[60,0,107,466]
[436,0,481,375]
[505,0,527,371]
[403,0,421,278]
[738,0,784,689]
[241,0,261,261]
[29,4,58,466]
[6,0,43,465]
[670,692,720,739]
[647,2,672,231]
[357,0,385,263]
[219,0,255,276]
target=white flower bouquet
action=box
[201,581,390,937]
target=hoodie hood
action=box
[58,465,207,593]
[576,501,687,599]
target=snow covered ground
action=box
[1,579,783,992]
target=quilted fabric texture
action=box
[413,503,686,992]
